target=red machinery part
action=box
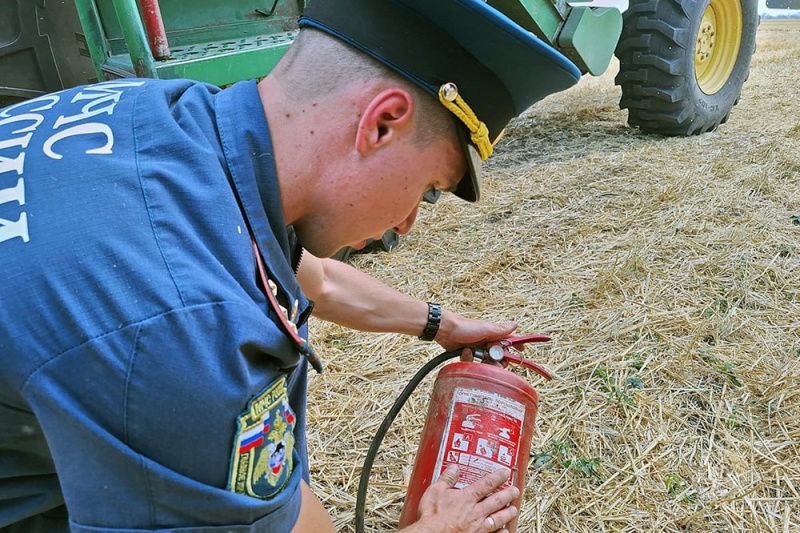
[398,362,539,532]
[139,0,170,60]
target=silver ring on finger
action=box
[486,516,496,531]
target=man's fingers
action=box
[416,466,520,532]
[497,321,518,336]
[460,347,474,362]
[485,504,518,532]
[462,468,510,500]
[437,464,460,488]
[481,482,519,511]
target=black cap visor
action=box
[453,124,482,203]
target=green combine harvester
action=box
[0,0,776,255]
[1,0,768,134]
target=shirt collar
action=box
[214,80,305,305]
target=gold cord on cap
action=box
[438,82,493,161]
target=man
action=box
[0,0,580,531]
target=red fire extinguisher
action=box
[397,335,552,532]
[355,335,552,533]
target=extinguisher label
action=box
[434,387,525,489]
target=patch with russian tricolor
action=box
[228,375,296,499]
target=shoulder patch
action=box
[228,375,296,499]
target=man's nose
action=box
[393,204,419,235]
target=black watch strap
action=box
[418,302,442,341]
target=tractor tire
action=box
[614,0,759,136]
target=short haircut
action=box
[272,28,456,147]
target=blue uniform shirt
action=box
[0,79,312,532]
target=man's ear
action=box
[355,88,414,155]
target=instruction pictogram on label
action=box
[434,387,526,489]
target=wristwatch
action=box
[418,302,442,341]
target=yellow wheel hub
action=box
[695,0,743,95]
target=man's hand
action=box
[401,465,520,532]
[434,309,517,352]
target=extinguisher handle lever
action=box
[486,334,553,381]
[505,334,551,349]
[501,352,553,380]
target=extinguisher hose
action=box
[355,348,462,533]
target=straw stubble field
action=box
[307,20,800,532]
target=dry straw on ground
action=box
[307,20,800,532]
